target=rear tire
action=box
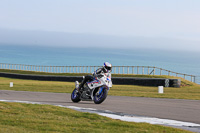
[93,87,108,104]
[71,88,81,103]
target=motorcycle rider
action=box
[77,62,112,92]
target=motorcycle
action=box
[71,73,112,104]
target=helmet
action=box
[103,62,112,73]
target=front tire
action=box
[71,88,81,103]
[93,87,108,104]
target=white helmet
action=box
[103,62,112,73]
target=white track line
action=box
[1,99,200,129]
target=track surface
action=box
[1,90,200,124]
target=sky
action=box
[0,0,200,51]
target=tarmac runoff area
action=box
[0,90,200,132]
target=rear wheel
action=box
[93,87,108,104]
[71,88,81,103]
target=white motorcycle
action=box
[71,73,112,104]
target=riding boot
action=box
[78,79,85,92]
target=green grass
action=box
[0,102,192,133]
[0,77,200,100]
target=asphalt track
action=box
[1,90,200,124]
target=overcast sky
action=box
[0,0,200,51]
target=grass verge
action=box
[0,77,200,100]
[0,102,192,133]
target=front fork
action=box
[97,87,104,95]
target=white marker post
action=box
[10,82,13,87]
[158,86,164,93]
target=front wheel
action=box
[93,87,108,104]
[71,88,81,103]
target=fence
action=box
[0,63,197,83]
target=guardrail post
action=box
[69,66,71,73]
[118,67,120,74]
[184,74,186,79]
[142,67,144,75]
[160,68,162,75]
[153,67,155,75]
[137,66,139,74]
[127,66,129,74]
[67,66,69,73]
[123,66,124,74]
[132,66,134,74]
[168,71,170,76]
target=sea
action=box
[0,44,200,84]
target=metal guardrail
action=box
[0,63,197,83]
